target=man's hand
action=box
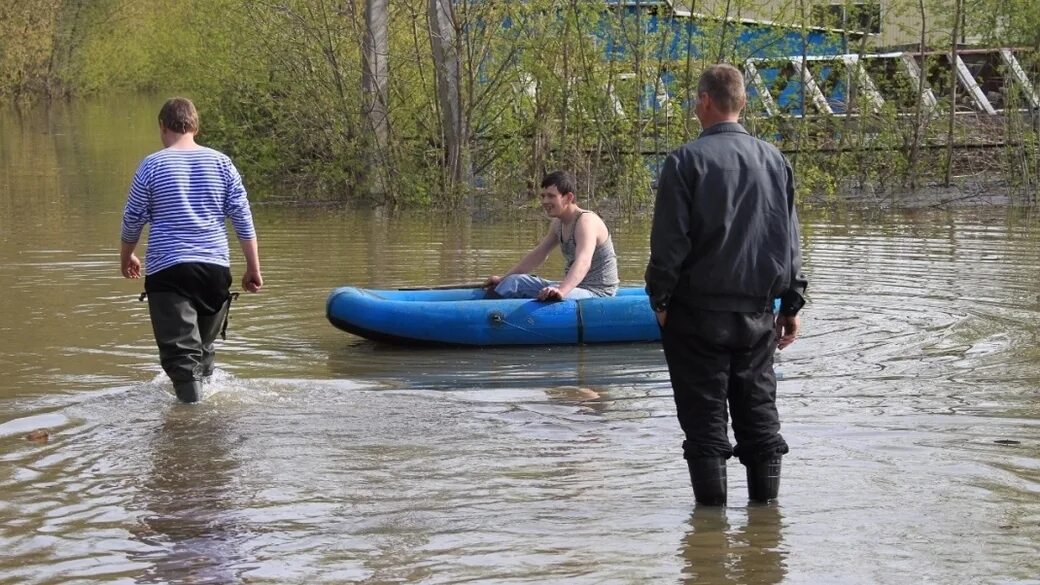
[483,275,502,289]
[121,253,142,279]
[775,314,800,350]
[242,268,263,293]
[655,310,667,328]
[538,286,564,301]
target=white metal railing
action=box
[744,49,1038,117]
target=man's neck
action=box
[558,205,582,225]
[701,114,740,130]
[163,132,199,150]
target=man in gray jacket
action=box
[645,64,808,506]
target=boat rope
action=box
[489,304,590,343]
[490,313,560,342]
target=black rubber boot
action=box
[746,456,782,502]
[173,380,203,403]
[687,457,728,506]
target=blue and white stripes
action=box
[120,147,256,276]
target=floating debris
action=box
[25,429,49,443]
[547,386,602,401]
[993,439,1021,445]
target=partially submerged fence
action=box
[745,48,1039,117]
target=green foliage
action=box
[966,0,1040,49]
[0,0,61,97]
[3,0,1040,207]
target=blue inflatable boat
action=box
[325,286,661,346]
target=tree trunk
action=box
[908,0,928,190]
[363,0,391,203]
[428,0,471,203]
[683,6,695,138]
[943,0,963,187]
[45,0,85,98]
[632,0,644,208]
[792,0,809,172]
[716,0,732,62]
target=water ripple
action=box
[1,204,1039,583]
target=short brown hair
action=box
[697,64,746,115]
[158,97,199,134]
[541,170,576,196]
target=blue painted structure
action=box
[595,2,848,115]
[599,2,845,62]
[492,1,850,116]
[326,286,661,346]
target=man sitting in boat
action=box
[484,170,619,301]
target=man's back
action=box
[650,122,800,313]
[121,147,255,275]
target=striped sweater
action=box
[120,147,256,276]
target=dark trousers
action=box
[661,303,789,464]
[147,292,230,384]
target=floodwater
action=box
[0,96,1038,584]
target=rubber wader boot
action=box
[746,456,782,502]
[687,457,728,506]
[173,380,203,404]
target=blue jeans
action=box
[494,274,596,300]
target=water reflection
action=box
[3,96,1040,582]
[680,505,786,585]
[325,340,665,389]
[132,405,248,584]
[325,341,664,424]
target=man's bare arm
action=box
[485,223,560,287]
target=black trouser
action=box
[145,263,232,385]
[148,292,230,384]
[661,302,789,464]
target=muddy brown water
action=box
[0,97,1037,584]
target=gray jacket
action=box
[644,122,808,315]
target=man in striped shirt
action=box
[120,97,262,403]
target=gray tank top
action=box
[557,211,620,297]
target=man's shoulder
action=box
[667,139,712,170]
[188,146,233,166]
[746,133,782,151]
[674,138,703,154]
[137,148,237,183]
[578,210,611,235]
[748,136,788,165]
[143,147,229,161]
[676,133,725,156]
[135,150,171,176]
[140,149,167,165]
[692,129,785,157]
[199,145,232,159]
